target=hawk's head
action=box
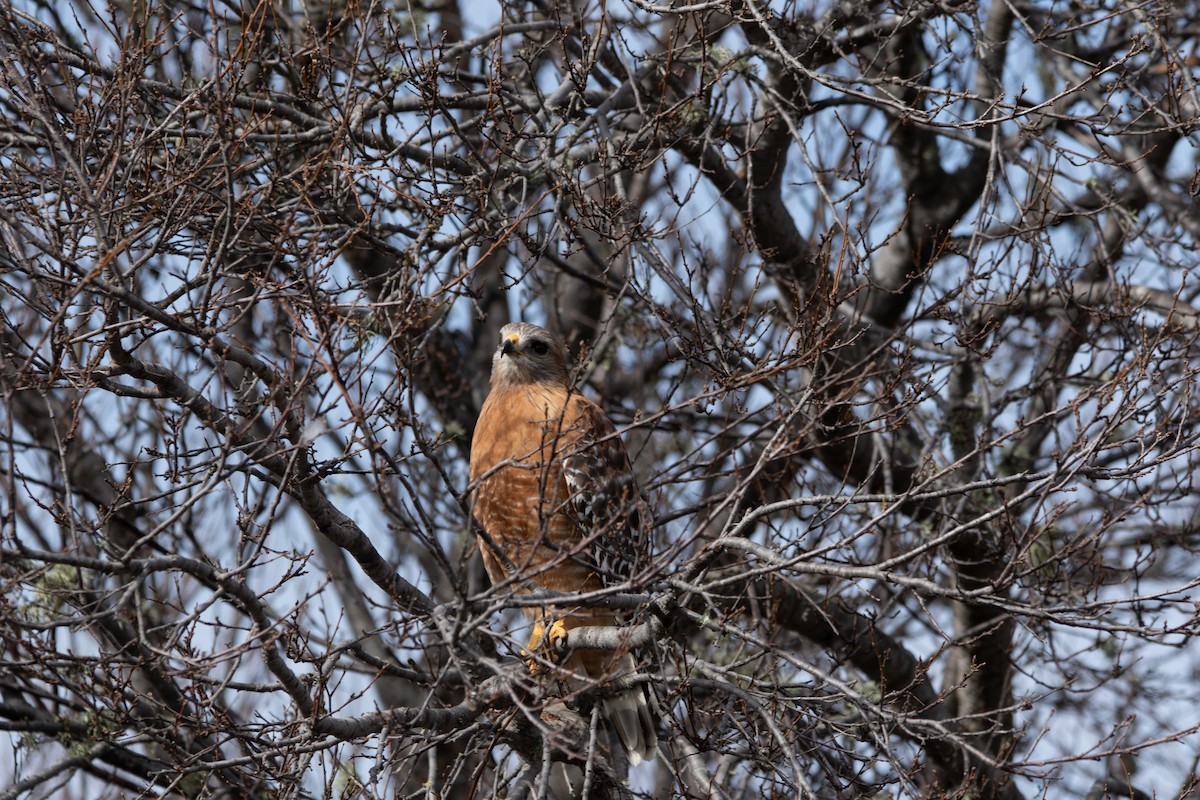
[490,322,570,388]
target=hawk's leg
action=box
[523,619,569,672]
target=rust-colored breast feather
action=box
[470,385,602,599]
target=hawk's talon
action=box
[523,619,569,672]
[551,625,570,658]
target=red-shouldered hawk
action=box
[469,322,657,765]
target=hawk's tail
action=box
[599,654,658,765]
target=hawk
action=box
[469,321,657,765]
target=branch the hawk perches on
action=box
[468,322,658,765]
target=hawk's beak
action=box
[500,335,520,357]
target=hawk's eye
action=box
[530,340,551,355]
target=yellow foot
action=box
[522,619,569,672]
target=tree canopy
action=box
[1,0,1199,797]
